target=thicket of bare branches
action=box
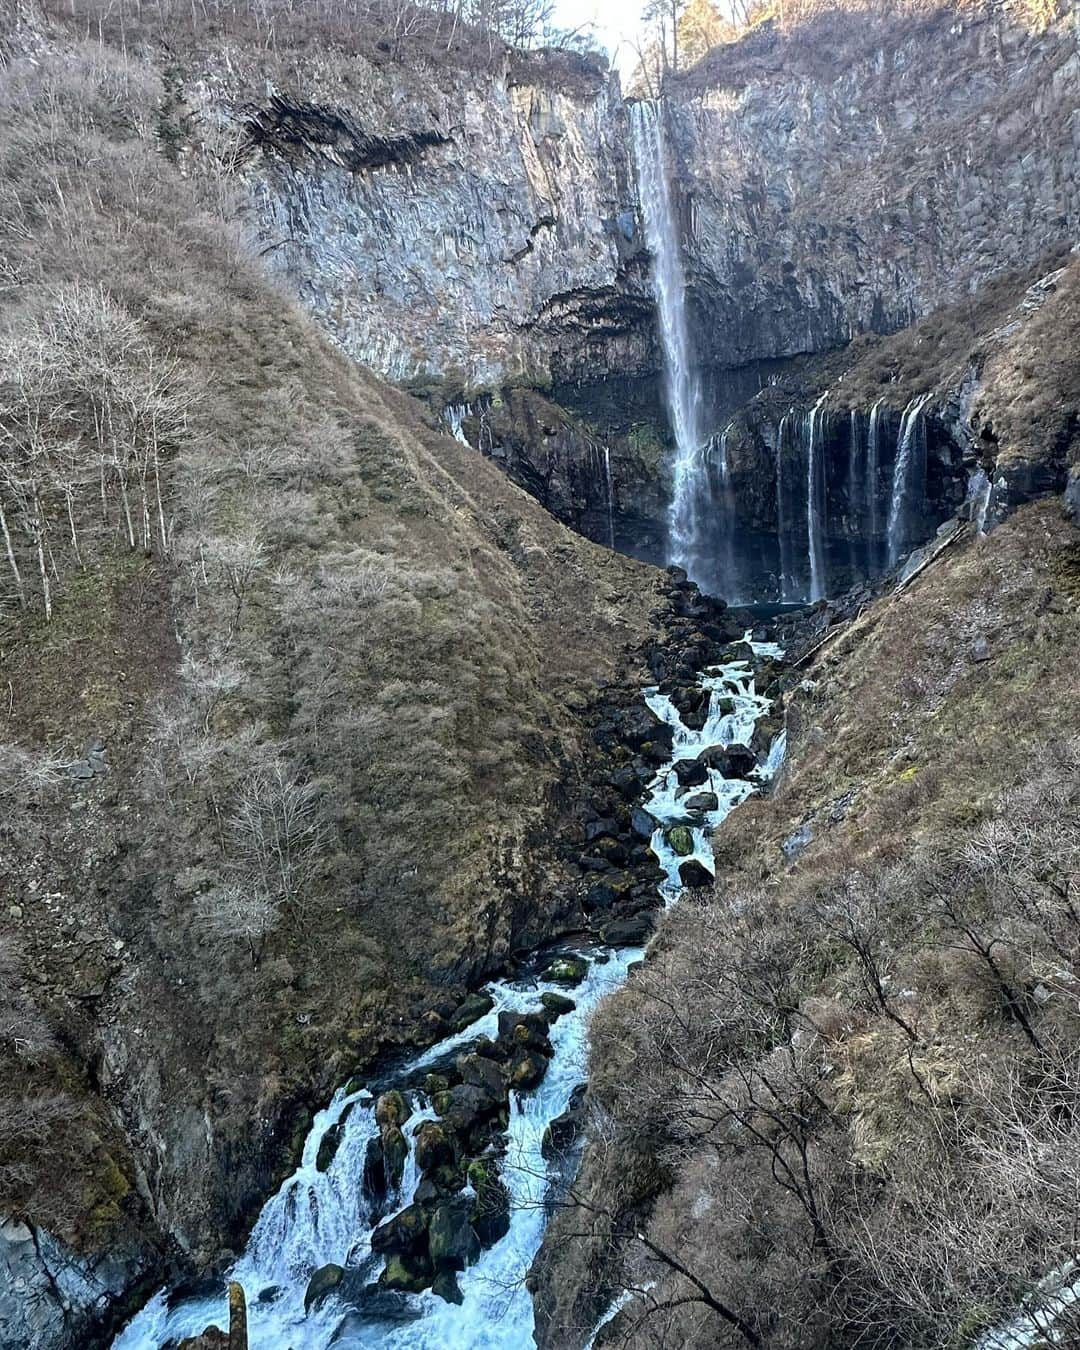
[561,739,1080,1348]
[0,286,193,619]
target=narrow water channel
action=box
[114,637,783,1350]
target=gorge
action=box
[2,1,1080,1349]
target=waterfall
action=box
[776,413,795,604]
[867,398,885,539]
[603,446,615,548]
[630,100,705,581]
[848,409,864,580]
[886,392,932,567]
[966,466,992,534]
[806,393,829,602]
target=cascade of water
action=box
[444,403,471,445]
[806,393,829,602]
[602,445,616,548]
[776,413,795,603]
[886,392,932,567]
[966,465,992,534]
[629,100,705,581]
[867,398,885,542]
[847,409,864,580]
[114,650,785,1350]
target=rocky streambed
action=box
[112,584,788,1350]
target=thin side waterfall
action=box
[806,393,829,602]
[603,446,615,548]
[867,398,885,539]
[848,409,864,580]
[886,392,932,567]
[966,466,992,534]
[629,100,705,580]
[776,413,795,604]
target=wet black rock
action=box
[584,817,618,842]
[682,790,719,814]
[630,806,656,839]
[542,1084,587,1160]
[599,913,653,946]
[673,759,709,788]
[678,859,714,889]
[304,1263,344,1311]
[371,1204,429,1257]
[583,880,617,912]
[428,1197,480,1271]
[696,744,757,778]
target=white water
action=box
[966,465,992,534]
[630,100,705,582]
[806,393,829,601]
[776,412,795,603]
[886,392,932,566]
[867,398,886,540]
[115,649,783,1350]
[602,446,615,549]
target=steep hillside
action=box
[0,18,669,1345]
[533,499,1080,1348]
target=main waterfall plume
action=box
[630,100,707,585]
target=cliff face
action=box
[669,6,1080,370]
[187,2,1080,582]
[184,49,653,390]
[191,4,1080,402]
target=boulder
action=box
[379,1253,431,1294]
[583,881,617,912]
[304,1263,344,1312]
[447,992,494,1034]
[666,826,694,858]
[545,956,588,987]
[428,1198,480,1271]
[468,1159,512,1247]
[414,1120,454,1173]
[599,913,653,946]
[584,817,618,842]
[497,1011,553,1053]
[630,807,656,840]
[682,791,719,815]
[509,1049,548,1090]
[697,744,757,778]
[371,1205,428,1256]
[431,1270,464,1305]
[540,992,576,1018]
[456,1053,508,1107]
[380,1125,408,1189]
[673,759,708,788]
[375,1091,411,1130]
[435,1083,495,1135]
[678,859,714,889]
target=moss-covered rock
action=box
[375,1090,411,1130]
[540,991,576,1018]
[545,955,588,986]
[667,825,694,857]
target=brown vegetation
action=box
[0,6,662,1302]
[536,502,1080,1348]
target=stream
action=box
[114,637,784,1350]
